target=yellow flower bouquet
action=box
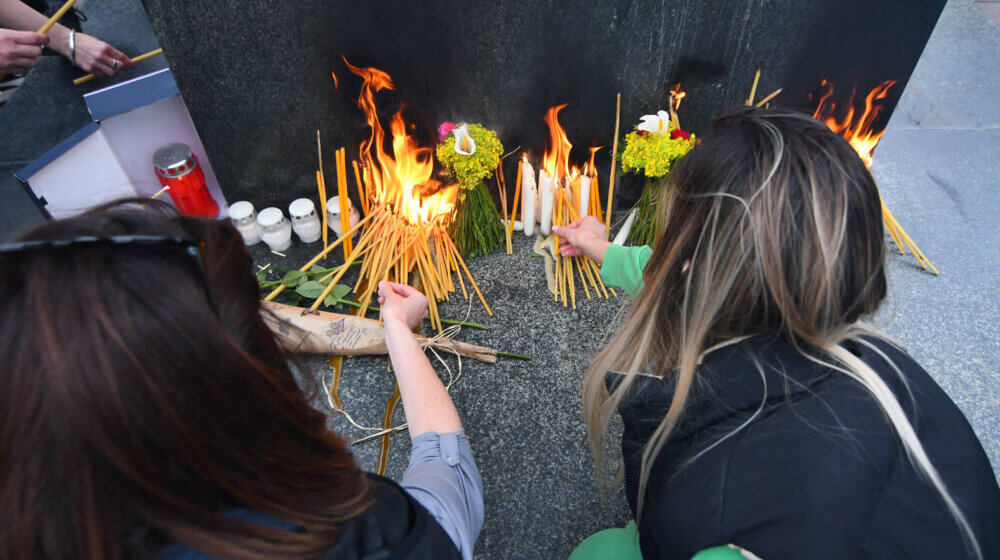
[436,123,505,258]
[619,112,696,246]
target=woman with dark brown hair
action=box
[558,107,1000,559]
[0,200,482,559]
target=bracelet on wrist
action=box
[69,29,76,64]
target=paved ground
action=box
[1,1,998,559]
[975,0,1000,24]
[871,0,1000,476]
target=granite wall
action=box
[140,0,946,210]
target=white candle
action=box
[257,207,293,251]
[579,175,591,219]
[613,208,638,245]
[289,198,322,243]
[535,168,543,222]
[327,196,360,238]
[521,160,536,236]
[539,169,554,236]
[229,200,262,245]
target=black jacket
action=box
[316,474,461,560]
[614,335,1000,559]
[163,474,460,560]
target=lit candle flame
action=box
[345,58,458,224]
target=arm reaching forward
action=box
[378,281,462,436]
[377,281,483,559]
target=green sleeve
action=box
[600,244,652,297]
[690,546,755,560]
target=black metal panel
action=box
[141,0,946,209]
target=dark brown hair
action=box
[0,201,370,559]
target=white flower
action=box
[637,110,671,135]
[453,124,476,155]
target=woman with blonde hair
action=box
[558,107,999,559]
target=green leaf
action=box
[295,280,327,298]
[280,270,306,287]
[256,270,267,282]
[309,264,334,275]
[323,293,341,308]
[332,284,351,299]
[284,291,302,306]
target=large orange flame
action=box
[812,79,896,167]
[345,58,457,224]
[543,104,573,182]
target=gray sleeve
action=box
[400,429,484,560]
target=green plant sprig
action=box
[449,180,505,258]
[627,178,667,247]
[257,260,363,289]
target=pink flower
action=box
[438,122,456,142]
[670,129,691,140]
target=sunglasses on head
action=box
[0,234,218,317]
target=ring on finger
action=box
[112,60,119,70]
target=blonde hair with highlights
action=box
[583,107,980,558]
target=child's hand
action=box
[378,281,428,331]
[552,216,611,263]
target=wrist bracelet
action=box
[69,29,76,64]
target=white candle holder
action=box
[229,200,262,246]
[289,198,322,243]
[257,207,293,252]
[327,196,360,238]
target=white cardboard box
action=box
[16,68,228,219]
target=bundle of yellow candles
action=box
[881,196,938,274]
[547,180,617,309]
[264,202,492,331]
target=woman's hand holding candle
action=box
[378,281,428,331]
[65,31,133,76]
[0,29,45,73]
[377,281,462,438]
[552,215,611,264]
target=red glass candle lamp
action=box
[153,143,219,217]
